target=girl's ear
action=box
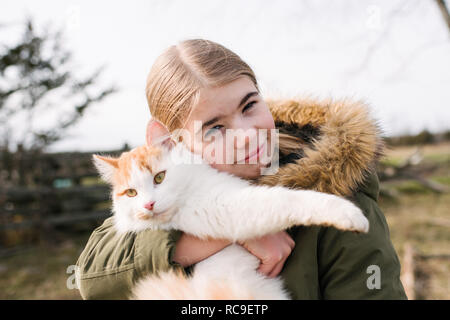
[92,155,119,184]
[146,119,175,150]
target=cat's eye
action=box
[126,189,137,197]
[154,171,166,184]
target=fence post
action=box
[401,242,416,300]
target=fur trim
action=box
[256,97,385,197]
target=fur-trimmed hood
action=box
[255,97,385,198]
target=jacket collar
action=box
[255,97,384,198]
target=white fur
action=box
[191,245,291,299]
[95,142,369,299]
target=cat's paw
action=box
[329,198,369,233]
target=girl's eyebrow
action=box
[237,91,259,109]
[200,91,259,132]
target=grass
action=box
[382,142,450,166]
[0,234,87,299]
[380,193,450,299]
[384,142,450,160]
[379,142,450,299]
[431,176,450,186]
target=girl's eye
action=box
[154,171,166,184]
[205,125,224,138]
[242,101,256,113]
[126,189,137,197]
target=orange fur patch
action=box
[131,270,255,300]
[204,280,254,300]
[131,269,193,300]
[112,145,162,188]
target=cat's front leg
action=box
[299,191,369,233]
[170,185,368,242]
[219,187,370,241]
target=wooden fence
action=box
[0,146,129,248]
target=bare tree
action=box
[0,18,117,153]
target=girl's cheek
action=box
[262,111,275,130]
[257,102,275,129]
[203,134,231,164]
[203,141,229,165]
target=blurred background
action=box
[0,0,449,299]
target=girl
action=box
[76,39,407,299]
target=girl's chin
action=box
[210,156,274,178]
[230,163,268,179]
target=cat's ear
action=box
[146,119,175,150]
[92,155,119,184]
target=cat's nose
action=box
[144,201,155,211]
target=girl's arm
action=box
[173,231,295,277]
[172,233,231,267]
[76,217,295,300]
[76,217,184,299]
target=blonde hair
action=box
[145,39,258,133]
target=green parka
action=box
[76,98,407,300]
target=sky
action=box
[1,0,450,152]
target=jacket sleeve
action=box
[316,179,408,299]
[75,217,184,299]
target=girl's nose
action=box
[144,201,155,211]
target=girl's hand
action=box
[239,231,295,278]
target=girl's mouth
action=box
[242,142,266,164]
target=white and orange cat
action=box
[93,120,369,300]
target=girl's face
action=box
[183,76,276,179]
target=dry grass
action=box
[380,141,450,299]
[380,193,450,299]
[382,141,450,167]
[0,236,85,299]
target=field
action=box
[0,142,448,300]
[379,142,450,299]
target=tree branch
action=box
[435,0,450,34]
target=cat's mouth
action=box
[136,208,172,221]
[136,212,153,220]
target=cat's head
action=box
[93,120,181,233]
